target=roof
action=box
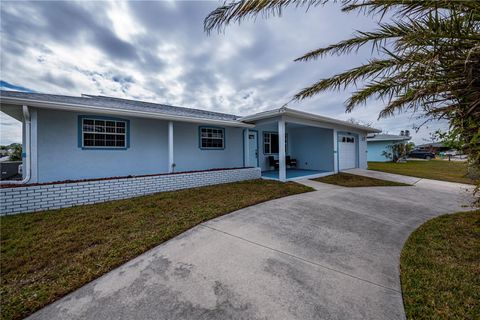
[367,133,411,142]
[1,90,380,132]
[0,90,248,127]
[239,107,381,133]
[415,142,445,148]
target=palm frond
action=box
[204,0,326,34]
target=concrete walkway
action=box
[29,175,474,320]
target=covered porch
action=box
[243,115,337,182]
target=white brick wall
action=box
[0,168,261,216]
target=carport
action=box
[240,107,377,181]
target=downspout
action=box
[1,105,31,185]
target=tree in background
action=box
[205,0,479,203]
[433,129,463,153]
[8,143,22,161]
[406,142,415,155]
[382,142,412,162]
[347,118,373,128]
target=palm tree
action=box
[205,0,480,200]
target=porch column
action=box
[243,129,249,167]
[168,121,174,173]
[278,118,286,182]
[333,129,338,173]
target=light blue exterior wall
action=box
[254,121,334,172]
[172,122,243,172]
[254,122,290,171]
[367,141,394,162]
[29,107,368,183]
[289,126,334,171]
[35,108,244,183]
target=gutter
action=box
[1,105,31,185]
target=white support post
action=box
[333,129,338,173]
[168,121,174,173]
[278,118,286,182]
[243,129,249,167]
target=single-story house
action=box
[367,133,411,162]
[0,90,380,214]
[1,90,379,184]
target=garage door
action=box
[338,135,357,170]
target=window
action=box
[200,127,224,149]
[263,132,287,154]
[81,118,128,148]
[341,136,355,143]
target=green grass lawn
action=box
[0,179,313,320]
[313,172,410,187]
[368,160,475,185]
[400,210,480,320]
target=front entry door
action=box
[248,131,258,167]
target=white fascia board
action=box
[0,97,254,128]
[367,137,411,142]
[240,107,381,133]
[238,109,283,122]
[283,108,381,133]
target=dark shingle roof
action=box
[0,90,239,121]
[415,142,445,148]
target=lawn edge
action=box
[1,179,314,320]
[367,167,475,186]
[312,172,411,188]
[398,209,480,319]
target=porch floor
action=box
[261,169,330,180]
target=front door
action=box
[248,131,258,167]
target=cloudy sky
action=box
[1,0,447,145]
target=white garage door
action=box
[338,135,357,170]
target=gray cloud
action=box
[0,0,448,145]
[40,72,76,90]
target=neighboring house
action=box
[367,133,411,162]
[1,90,379,184]
[415,142,450,154]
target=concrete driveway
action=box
[29,171,474,320]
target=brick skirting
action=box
[0,167,261,216]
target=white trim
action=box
[240,107,380,133]
[333,129,338,173]
[2,105,31,185]
[199,127,225,149]
[168,121,174,173]
[278,118,286,182]
[1,97,254,128]
[366,137,411,142]
[81,118,127,149]
[262,131,288,155]
[243,129,249,167]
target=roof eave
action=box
[239,107,381,133]
[0,97,253,128]
[367,137,412,142]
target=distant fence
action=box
[0,167,261,216]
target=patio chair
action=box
[286,156,297,168]
[268,156,279,170]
